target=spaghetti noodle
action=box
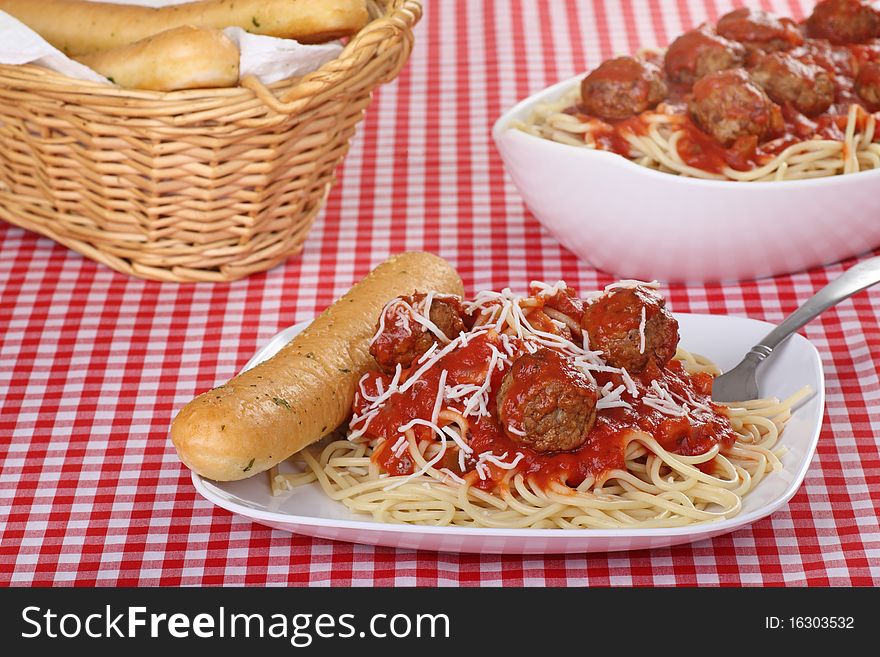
[269,282,809,529]
[516,89,880,182]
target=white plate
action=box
[192,313,825,554]
[492,74,880,282]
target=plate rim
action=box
[190,312,825,542]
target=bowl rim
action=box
[492,73,880,190]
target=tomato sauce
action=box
[352,327,735,492]
[565,111,648,157]
[356,331,506,445]
[465,358,733,490]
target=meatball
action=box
[688,68,783,146]
[807,0,880,44]
[369,293,467,373]
[750,51,835,115]
[856,61,880,106]
[580,56,668,120]
[664,25,746,87]
[789,39,858,77]
[581,286,679,374]
[497,349,598,453]
[717,8,804,52]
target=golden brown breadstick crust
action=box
[0,0,369,56]
[76,26,239,91]
[170,252,464,482]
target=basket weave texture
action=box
[0,1,421,282]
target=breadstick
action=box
[170,252,465,482]
[0,0,369,56]
[76,26,239,91]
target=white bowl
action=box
[492,75,880,282]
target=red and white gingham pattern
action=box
[1,0,879,586]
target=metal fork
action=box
[711,256,880,403]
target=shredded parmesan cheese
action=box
[530,280,568,298]
[604,279,660,291]
[431,369,448,425]
[391,435,409,458]
[439,468,466,484]
[596,384,632,410]
[480,451,526,470]
[639,306,647,355]
[383,427,448,491]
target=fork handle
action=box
[755,255,880,356]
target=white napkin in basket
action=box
[0,11,108,83]
[0,1,343,87]
[224,28,343,85]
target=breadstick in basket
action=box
[76,26,239,91]
[0,0,369,56]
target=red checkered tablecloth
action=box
[1,0,879,586]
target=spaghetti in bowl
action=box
[493,80,880,282]
[493,2,880,281]
[516,3,880,183]
[519,81,879,183]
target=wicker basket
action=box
[0,0,421,282]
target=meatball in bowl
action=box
[493,3,880,281]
